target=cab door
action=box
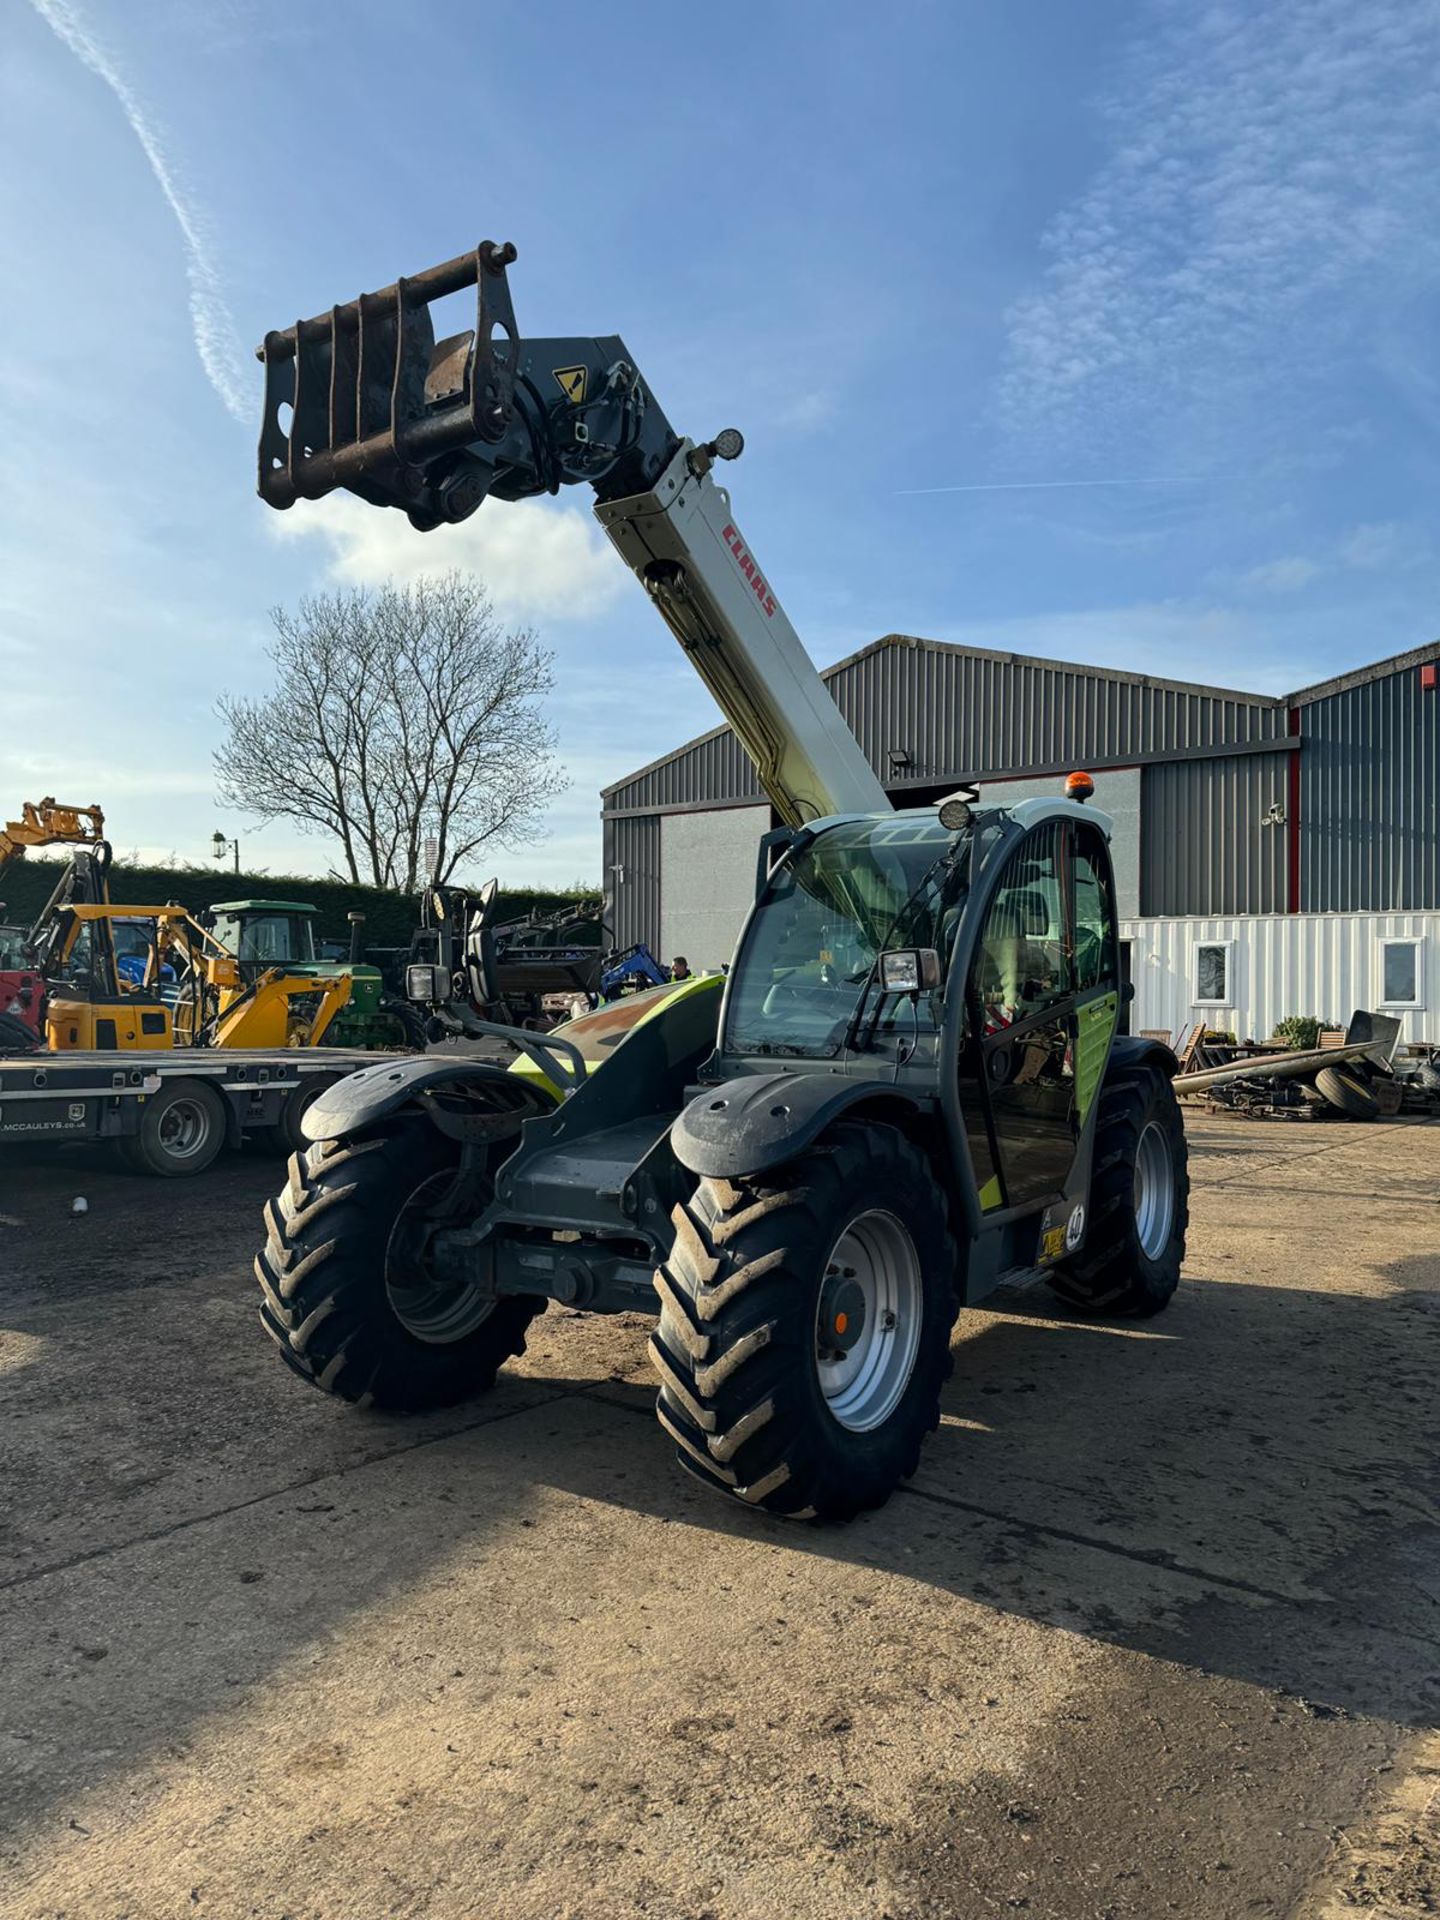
[956,816,1120,1217]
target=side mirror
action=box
[878,948,942,993]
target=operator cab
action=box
[717,786,1123,1227]
[208,900,319,979]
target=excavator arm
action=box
[0,799,106,870]
[257,245,889,829]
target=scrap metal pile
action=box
[1170,1010,1440,1121]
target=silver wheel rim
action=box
[158,1097,210,1161]
[385,1171,496,1344]
[1133,1120,1175,1260]
[814,1210,924,1434]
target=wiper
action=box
[842,842,966,1056]
[841,963,879,1055]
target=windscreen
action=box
[224,914,315,965]
[723,815,966,1058]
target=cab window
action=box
[1072,827,1118,993]
[972,821,1069,1030]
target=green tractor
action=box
[207,900,426,1051]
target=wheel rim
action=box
[814,1210,924,1434]
[158,1097,211,1160]
[384,1170,496,1344]
[1133,1119,1175,1260]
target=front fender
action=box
[1108,1035,1181,1078]
[671,1072,927,1180]
[301,1053,556,1144]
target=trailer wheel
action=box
[255,1120,542,1410]
[1047,1062,1188,1318]
[1315,1064,1379,1121]
[253,1076,340,1155]
[651,1122,960,1521]
[119,1078,226,1177]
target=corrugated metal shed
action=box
[602,635,1286,815]
[602,633,1439,951]
[1298,658,1440,912]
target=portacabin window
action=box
[1378,937,1424,1010]
[1193,940,1233,1008]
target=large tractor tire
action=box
[256,1121,542,1410]
[651,1122,960,1522]
[1047,1061,1188,1318]
[1315,1063,1379,1121]
[116,1078,226,1178]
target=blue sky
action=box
[3,0,1438,887]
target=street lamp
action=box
[212,829,241,875]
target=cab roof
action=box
[210,899,317,915]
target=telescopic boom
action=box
[257,244,890,828]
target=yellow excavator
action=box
[3,800,353,1053]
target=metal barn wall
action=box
[602,638,1287,816]
[604,728,761,814]
[602,813,660,952]
[1141,754,1289,916]
[1300,666,1440,911]
[1119,911,1440,1047]
[825,640,1286,789]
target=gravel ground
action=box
[0,1112,1437,1919]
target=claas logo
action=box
[721,524,778,618]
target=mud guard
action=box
[301,1053,556,1144]
[1107,1035,1180,1078]
[671,1072,928,1180]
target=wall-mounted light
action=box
[887,747,913,773]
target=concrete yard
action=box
[1,1114,1437,1919]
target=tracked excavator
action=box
[251,243,1188,1521]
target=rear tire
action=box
[255,1120,542,1410]
[120,1078,226,1177]
[378,993,428,1051]
[1047,1062,1188,1318]
[1315,1063,1379,1121]
[651,1123,960,1521]
[253,1075,340,1155]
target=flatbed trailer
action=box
[0,1046,384,1176]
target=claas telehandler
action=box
[251,243,1187,1521]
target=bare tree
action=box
[215,573,566,889]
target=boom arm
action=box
[257,245,889,827]
[0,798,106,870]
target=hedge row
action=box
[0,857,600,951]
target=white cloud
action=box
[1339,521,1405,570]
[29,0,252,423]
[775,389,837,434]
[1000,0,1440,450]
[1231,556,1322,594]
[271,492,631,625]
